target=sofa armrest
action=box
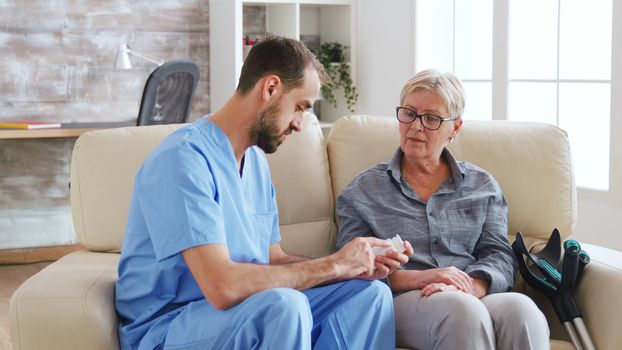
[522,243,622,350]
[573,243,622,350]
[9,251,120,350]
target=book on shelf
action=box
[0,121,62,129]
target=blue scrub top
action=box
[115,118,281,349]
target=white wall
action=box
[561,0,622,251]
[355,0,415,116]
[575,196,622,250]
[355,0,622,251]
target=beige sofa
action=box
[9,114,622,350]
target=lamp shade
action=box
[114,43,132,69]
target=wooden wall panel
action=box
[0,0,211,252]
[0,101,140,121]
[0,32,66,64]
[66,0,209,33]
[0,63,67,102]
[0,0,210,123]
[129,32,209,68]
[0,102,64,120]
[0,1,66,32]
[67,66,147,103]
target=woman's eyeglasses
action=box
[396,106,457,130]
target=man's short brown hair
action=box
[236,34,325,94]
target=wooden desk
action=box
[0,121,135,140]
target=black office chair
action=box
[136,60,200,126]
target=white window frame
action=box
[414,0,622,202]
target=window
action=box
[415,0,613,190]
[416,0,493,120]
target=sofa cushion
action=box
[265,114,337,257]
[71,124,185,251]
[326,115,576,248]
[9,251,120,350]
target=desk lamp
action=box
[114,43,164,69]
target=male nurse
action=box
[115,35,413,349]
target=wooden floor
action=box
[0,262,51,350]
[0,244,82,265]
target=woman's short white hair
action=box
[400,69,466,118]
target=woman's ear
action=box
[448,118,463,143]
[453,118,463,133]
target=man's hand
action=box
[332,237,391,279]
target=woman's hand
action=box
[376,240,414,272]
[415,267,474,294]
[421,282,458,296]
[421,278,490,298]
[359,240,414,280]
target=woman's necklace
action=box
[401,163,414,185]
[401,160,450,195]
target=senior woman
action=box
[336,69,549,350]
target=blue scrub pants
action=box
[161,279,395,349]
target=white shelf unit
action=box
[209,0,356,123]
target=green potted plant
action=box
[317,42,358,112]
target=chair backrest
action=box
[136,60,200,126]
[327,115,577,250]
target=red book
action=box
[0,121,62,129]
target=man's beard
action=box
[251,102,284,154]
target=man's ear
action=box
[261,74,282,102]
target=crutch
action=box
[512,230,596,350]
[560,240,595,350]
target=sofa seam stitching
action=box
[73,140,88,246]
[80,258,118,350]
[279,217,333,226]
[14,298,21,349]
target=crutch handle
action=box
[564,240,581,254]
[577,250,590,283]
[561,240,581,291]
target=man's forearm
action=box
[271,254,310,264]
[214,255,344,309]
[186,237,380,310]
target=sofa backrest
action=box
[326,115,576,248]
[71,113,575,254]
[265,115,337,257]
[70,114,336,256]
